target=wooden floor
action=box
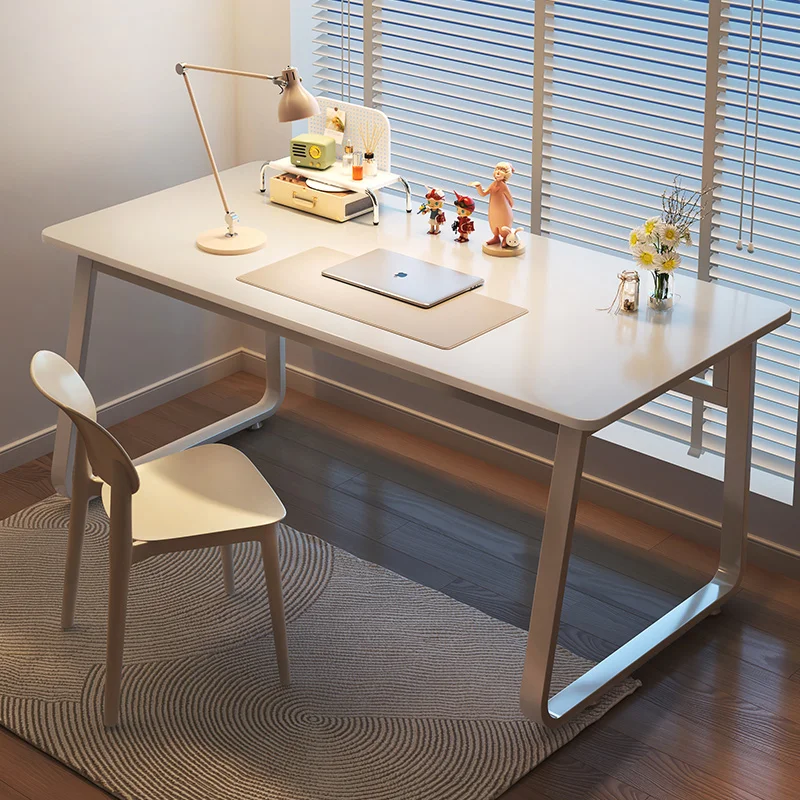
[2,371,800,800]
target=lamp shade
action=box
[277,67,320,122]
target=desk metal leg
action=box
[51,256,97,497]
[134,331,286,468]
[53,326,286,498]
[520,341,755,726]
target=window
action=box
[707,0,800,479]
[541,0,709,454]
[314,0,365,104]
[371,0,535,226]
[312,0,800,483]
[313,0,534,226]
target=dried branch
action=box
[661,176,712,236]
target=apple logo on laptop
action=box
[394,271,408,278]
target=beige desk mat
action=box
[237,247,528,350]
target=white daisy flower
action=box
[657,250,682,272]
[633,243,658,270]
[643,216,660,238]
[629,226,649,251]
[660,223,681,247]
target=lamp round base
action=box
[196,226,267,255]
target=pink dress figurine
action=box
[417,187,446,235]
[469,162,515,246]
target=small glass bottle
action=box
[352,152,364,181]
[364,151,377,177]
[621,271,640,312]
[342,140,354,170]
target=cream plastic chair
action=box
[30,350,289,727]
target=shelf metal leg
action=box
[259,162,270,193]
[366,189,379,225]
[399,177,412,212]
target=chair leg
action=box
[62,473,90,630]
[221,544,236,596]
[104,494,133,728]
[261,524,290,686]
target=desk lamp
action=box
[176,62,320,255]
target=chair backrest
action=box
[30,351,140,493]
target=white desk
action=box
[43,162,790,728]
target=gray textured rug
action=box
[0,495,638,800]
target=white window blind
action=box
[541,0,710,451]
[314,0,535,225]
[314,0,366,104]
[312,0,800,483]
[705,0,800,478]
[374,0,534,225]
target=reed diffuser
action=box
[359,120,383,177]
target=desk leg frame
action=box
[52,257,97,496]
[51,257,286,497]
[132,331,285,469]
[520,341,756,727]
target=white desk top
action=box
[43,162,790,432]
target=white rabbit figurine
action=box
[500,226,523,249]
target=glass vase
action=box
[649,270,673,311]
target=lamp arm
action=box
[176,61,292,236]
[176,63,287,89]
[176,61,317,245]
[178,68,233,221]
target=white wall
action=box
[0,1,242,450]
[0,0,296,457]
[233,0,293,164]
[235,0,300,355]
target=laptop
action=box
[321,249,485,309]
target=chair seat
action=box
[101,444,285,542]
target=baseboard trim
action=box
[279,359,800,578]
[0,348,247,473]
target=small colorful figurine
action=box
[451,192,476,242]
[469,161,525,256]
[417,187,446,235]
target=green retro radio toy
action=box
[290,133,337,170]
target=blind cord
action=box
[736,0,758,251]
[340,0,352,103]
[747,0,766,254]
[347,0,352,103]
[340,1,345,101]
